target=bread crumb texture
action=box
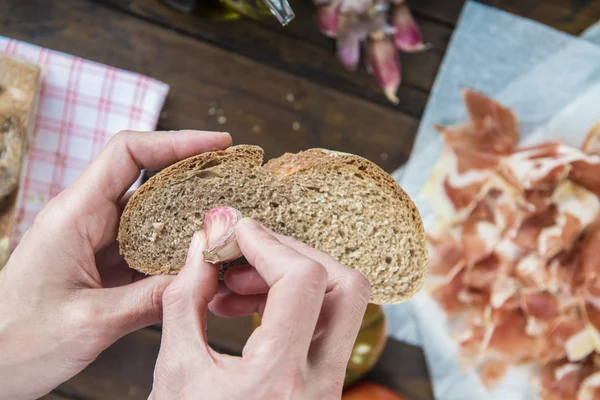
[119,145,428,304]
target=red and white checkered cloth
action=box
[0,37,170,250]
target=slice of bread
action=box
[0,54,42,268]
[118,145,427,304]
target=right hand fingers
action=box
[223,229,367,295]
[234,218,328,362]
[223,225,371,378]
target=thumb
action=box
[161,231,219,353]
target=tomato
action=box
[342,382,406,400]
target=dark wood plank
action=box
[53,316,248,399]
[408,0,465,27]
[363,340,434,400]
[97,0,452,115]
[54,324,430,400]
[206,313,252,354]
[482,0,600,35]
[1,0,419,172]
[272,0,450,93]
[150,317,251,352]
[410,0,600,36]
[39,392,76,400]
[55,328,160,400]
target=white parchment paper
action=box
[385,2,600,399]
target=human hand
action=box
[151,218,371,399]
[0,130,232,400]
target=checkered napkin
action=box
[0,37,170,250]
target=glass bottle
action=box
[162,0,295,25]
[251,303,388,388]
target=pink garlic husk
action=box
[336,27,362,70]
[391,1,426,52]
[336,13,385,71]
[202,206,243,264]
[365,36,401,103]
[316,3,341,37]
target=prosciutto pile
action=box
[425,89,600,400]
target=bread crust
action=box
[119,145,427,304]
[0,55,41,269]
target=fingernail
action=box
[187,231,207,265]
[238,217,263,231]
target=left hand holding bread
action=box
[0,130,232,400]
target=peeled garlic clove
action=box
[391,2,426,53]
[365,36,401,104]
[202,206,243,264]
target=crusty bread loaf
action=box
[0,54,42,268]
[118,145,427,304]
[0,54,41,200]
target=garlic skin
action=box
[392,2,426,53]
[313,0,426,103]
[202,206,244,264]
[337,27,362,71]
[366,36,401,104]
[316,3,340,37]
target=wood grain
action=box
[410,0,600,35]
[1,0,419,172]
[39,392,76,400]
[98,0,452,106]
[5,0,598,399]
[481,0,600,35]
[51,315,248,400]
[55,329,160,400]
[52,323,431,400]
[364,339,435,400]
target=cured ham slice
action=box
[582,122,600,156]
[569,159,600,198]
[578,371,600,400]
[461,202,500,266]
[539,181,600,258]
[540,362,584,400]
[582,220,600,303]
[503,143,587,192]
[431,266,466,314]
[463,254,501,290]
[436,89,519,154]
[424,89,600,398]
[487,309,536,362]
[539,315,585,363]
[428,231,464,277]
[513,206,557,252]
[515,253,551,289]
[479,357,509,390]
[521,290,560,320]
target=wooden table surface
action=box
[1,0,598,399]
